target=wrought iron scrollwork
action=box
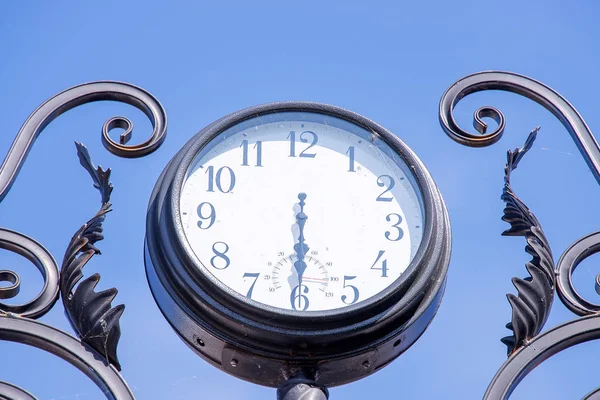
[485,314,600,399]
[0,143,135,399]
[439,71,600,399]
[555,231,600,316]
[0,81,167,321]
[0,144,135,399]
[439,70,600,184]
[0,229,59,319]
[0,80,166,399]
[0,81,167,202]
[0,314,134,400]
[483,232,600,399]
[0,380,37,400]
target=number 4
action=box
[370,250,388,277]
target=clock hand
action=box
[293,193,309,287]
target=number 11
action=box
[241,140,263,167]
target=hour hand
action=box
[293,193,309,280]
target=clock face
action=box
[178,111,424,312]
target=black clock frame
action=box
[144,101,451,390]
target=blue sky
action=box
[1,1,600,398]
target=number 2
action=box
[376,175,395,202]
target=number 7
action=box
[243,272,260,298]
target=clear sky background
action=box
[1,1,600,399]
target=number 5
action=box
[341,275,359,305]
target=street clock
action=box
[144,101,451,396]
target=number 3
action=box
[385,213,404,241]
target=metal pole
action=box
[277,375,329,400]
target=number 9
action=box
[197,202,216,230]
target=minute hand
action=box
[293,193,309,283]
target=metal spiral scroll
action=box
[0,315,134,399]
[0,81,166,399]
[555,231,600,316]
[439,70,600,184]
[0,81,167,320]
[438,71,600,399]
[0,80,167,200]
[0,229,60,318]
[0,380,36,399]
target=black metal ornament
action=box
[439,71,600,183]
[0,80,167,399]
[0,228,59,318]
[0,380,36,400]
[60,142,124,370]
[439,70,600,399]
[0,143,135,399]
[499,127,555,355]
[0,81,167,202]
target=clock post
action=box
[277,375,329,400]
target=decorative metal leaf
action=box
[500,127,556,355]
[59,142,124,370]
[76,141,113,204]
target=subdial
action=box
[272,254,329,291]
[270,254,330,310]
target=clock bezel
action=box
[144,101,451,387]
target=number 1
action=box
[346,146,355,172]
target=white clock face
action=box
[179,112,424,312]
